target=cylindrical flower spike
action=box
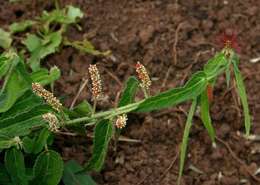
[115,114,128,129]
[32,83,62,112]
[42,113,60,132]
[88,64,102,99]
[135,62,151,90]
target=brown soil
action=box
[1,0,260,185]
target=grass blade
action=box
[232,56,251,136]
[200,88,215,144]
[177,98,197,185]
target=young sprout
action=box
[32,83,62,112]
[88,64,102,114]
[115,114,128,129]
[135,62,151,97]
[42,113,60,132]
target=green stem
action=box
[65,101,142,126]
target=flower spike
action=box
[89,64,102,100]
[32,83,62,112]
[135,62,151,90]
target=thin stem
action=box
[142,87,149,98]
[92,99,97,116]
[65,101,142,126]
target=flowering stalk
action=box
[135,62,151,98]
[32,83,62,112]
[89,64,102,115]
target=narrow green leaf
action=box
[200,88,215,143]
[31,150,64,185]
[177,99,197,185]
[203,52,227,78]
[85,119,113,172]
[4,148,28,185]
[9,20,35,34]
[62,160,96,185]
[0,28,12,49]
[136,71,207,112]
[225,66,231,88]
[232,56,251,136]
[118,76,139,107]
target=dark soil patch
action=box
[1,0,260,185]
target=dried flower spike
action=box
[115,114,128,129]
[42,113,60,132]
[89,64,102,99]
[135,62,151,90]
[32,83,62,112]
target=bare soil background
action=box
[0,0,260,185]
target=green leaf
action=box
[0,91,52,139]
[70,100,93,118]
[5,148,28,185]
[0,61,31,113]
[0,56,11,78]
[232,56,251,136]
[67,6,84,23]
[200,88,215,143]
[39,5,83,27]
[177,99,197,185]
[136,71,207,112]
[118,76,139,107]
[0,163,13,185]
[225,66,231,88]
[24,32,62,71]
[62,160,96,185]
[23,128,50,154]
[31,150,64,185]
[0,138,18,150]
[9,20,35,34]
[203,52,228,78]
[31,66,60,85]
[23,34,41,52]
[0,28,12,49]
[85,119,113,172]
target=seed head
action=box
[42,113,60,132]
[88,64,102,99]
[217,30,240,56]
[135,62,151,90]
[115,114,128,129]
[32,83,62,112]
